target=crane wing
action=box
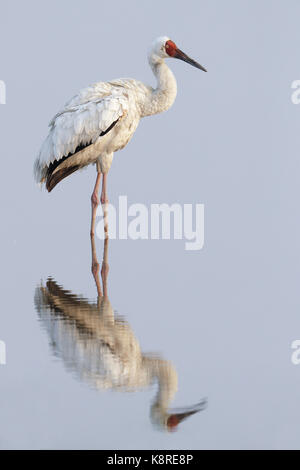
[34,91,127,183]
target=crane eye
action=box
[165,43,169,48]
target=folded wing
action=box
[34,89,127,185]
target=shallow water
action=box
[2,216,300,449]
[34,237,207,434]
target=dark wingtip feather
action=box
[46,165,80,192]
[45,118,120,192]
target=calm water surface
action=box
[1,215,300,449]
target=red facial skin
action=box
[165,40,177,57]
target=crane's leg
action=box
[100,173,108,205]
[91,172,101,207]
[90,171,101,237]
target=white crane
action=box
[34,36,206,234]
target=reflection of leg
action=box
[91,202,109,298]
[90,172,101,237]
[90,231,102,297]
[100,173,108,205]
[101,216,109,297]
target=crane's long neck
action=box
[141,58,177,117]
[147,357,178,427]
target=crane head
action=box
[165,398,208,432]
[150,36,207,72]
[151,398,207,432]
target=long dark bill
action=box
[174,48,207,72]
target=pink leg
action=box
[91,172,101,207]
[90,172,101,236]
[101,173,108,205]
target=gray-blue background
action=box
[1,0,300,449]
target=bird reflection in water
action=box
[34,215,207,431]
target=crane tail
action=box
[46,165,80,192]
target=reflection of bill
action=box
[34,234,207,431]
[0,340,6,365]
[291,340,300,365]
[0,80,6,105]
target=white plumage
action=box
[34,36,206,204]
[34,82,139,187]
